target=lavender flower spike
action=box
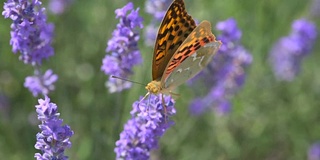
[2,0,55,65]
[101,2,143,93]
[34,96,74,160]
[115,94,176,159]
[269,18,317,81]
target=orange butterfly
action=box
[145,0,221,98]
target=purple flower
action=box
[144,0,171,46]
[0,93,10,121]
[3,0,58,96]
[269,18,317,81]
[101,2,143,93]
[309,142,320,160]
[115,94,176,159]
[48,0,73,15]
[189,18,252,115]
[24,69,58,97]
[2,0,55,65]
[145,0,171,21]
[216,18,242,52]
[144,23,159,46]
[310,0,320,18]
[34,96,74,160]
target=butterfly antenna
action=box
[111,75,147,86]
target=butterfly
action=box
[145,0,221,98]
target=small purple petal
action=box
[115,2,134,18]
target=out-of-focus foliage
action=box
[0,0,319,159]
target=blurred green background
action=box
[0,0,320,159]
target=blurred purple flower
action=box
[189,18,252,115]
[115,94,176,159]
[34,96,74,160]
[309,142,320,160]
[144,23,159,46]
[24,69,58,97]
[2,0,54,65]
[101,2,143,93]
[216,18,242,52]
[48,0,73,15]
[0,93,10,121]
[144,0,171,46]
[145,0,171,21]
[310,0,320,18]
[269,18,317,81]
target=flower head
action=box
[2,0,54,65]
[115,94,176,159]
[310,0,320,18]
[269,18,317,81]
[189,18,252,115]
[145,0,171,21]
[216,18,242,51]
[48,0,73,15]
[101,2,143,93]
[24,69,58,97]
[34,96,74,160]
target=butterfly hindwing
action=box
[161,21,222,90]
[152,0,196,80]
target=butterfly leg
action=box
[161,94,168,123]
[169,91,180,99]
[137,92,150,111]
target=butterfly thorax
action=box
[146,80,162,94]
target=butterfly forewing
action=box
[161,21,221,90]
[152,0,196,80]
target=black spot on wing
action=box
[158,25,174,40]
[202,37,210,43]
[194,43,201,50]
[168,40,183,50]
[174,25,180,31]
[168,34,175,41]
